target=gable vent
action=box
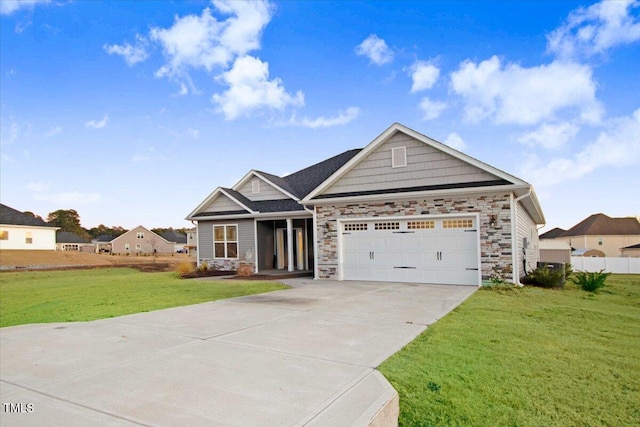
[252,179,260,194]
[392,146,407,168]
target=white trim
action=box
[213,224,239,260]
[186,187,256,220]
[253,219,259,273]
[510,192,519,285]
[391,146,407,168]
[232,170,300,201]
[337,212,482,286]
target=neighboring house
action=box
[620,243,640,258]
[160,229,188,252]
[0,203,59,250]
[187,123,545,286]
[185,228,197,256]
[110,226,175,254]
[539,227,566,240]
[572,248,605,257]
[539,240,571,264]
[56,231,92,252]
[92,235,115,253]
[545,213,640,257]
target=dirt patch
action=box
[0,250,193,272]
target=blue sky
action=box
[1,0,639,231]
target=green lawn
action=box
[0,268,288,327]
[379,275,640,427]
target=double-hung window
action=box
[214,225,238,258]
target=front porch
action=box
[256,218,314,274]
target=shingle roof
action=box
[94,234,115,242]
[0,203,56,227]
[562,214,640,236]
[223,188,305,213]
[161,230,187,244]
[540,227,566,239]
[56,231,90,244]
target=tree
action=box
[47,209,90,239]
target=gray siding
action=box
[516,201,539,276]
[197,219,255,261]
[323,132,498,195]
[237,177,289,201]
[204,194,245,212]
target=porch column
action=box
[286,218,294,272]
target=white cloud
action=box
[418,97,447,120]
[355,34,394,65]
[27,182,50,192]
[188,128,200,138]
[150,1,272,80]
[212,55,304,120]
[450,55,602,125]
[289,107,360,129]
[409,61,440,92]
[44,126,63,138]
[517,122,580,150]
[547,0,640,59]
[34,192,103,204]
[103,35,149,66]
[85,114,109,129]
[0,0,49,15]
[444,132,467,151]
[522,108,640,186]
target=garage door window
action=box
[344,223,368,231]
[374,222,400,230]
[442,219,473,229]
[408,220,435,229]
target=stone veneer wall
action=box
[315,192,514,282]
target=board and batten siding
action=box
[198,219,255,268]
[323,132,498,196]
[203,194,245,212]
[237,177,289,201]
[515,201,539,276]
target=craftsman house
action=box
[187,123,545,286]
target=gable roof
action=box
[540,227,566,239]
[94,234,116,242]
[161,230,187,244]
[56,231,90,244]
[0,203,57,228]
[621,243,640,250]
[561,214,640,236]
[110,225,172,244]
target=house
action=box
[0,203,59,250]
[160,229,188,253]
[110,226,175,255]
[620,243,640,258]
[56,231,92,252]
[539,240,571,264]
[571,248,605,257]
[545,213,640,257]
[539,227,566,240]
[185,228,197,256]
[187,123,545,286]
[92,234,115,253]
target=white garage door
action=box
[341,217,479,285]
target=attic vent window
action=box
[252,180,260,194]
[392,147,407,168]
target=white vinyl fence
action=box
[571,257,640,274]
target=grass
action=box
[0,268,288,328]
[379,275,640,427]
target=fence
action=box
[571,257,640,274]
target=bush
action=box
[521,264,565,288]
[197,261,209,272]
[175,261,195,277]
[571,270,610,292]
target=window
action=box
[214,225,238,258]
[252,179,260,194]
[0,230,7,240]
[442,219,473,229]
[136,232,144,239]
[392,146,407,168]
[374,222,400,230]
[344,223,368,231]
[135,244,142,251]
[408,220,435,229]
[598,237,603,246]
[25,232,33,244]
[125,243,130,251]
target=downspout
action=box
[511,189,532,286]
[303,205,319,280]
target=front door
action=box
[276,228,305,270]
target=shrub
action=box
[197,261,209,272]
[571,270,610,292]
[175,261,195,277]
[521,264,565,288]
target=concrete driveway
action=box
[0,279,475,427]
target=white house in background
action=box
[0,203,59,250]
